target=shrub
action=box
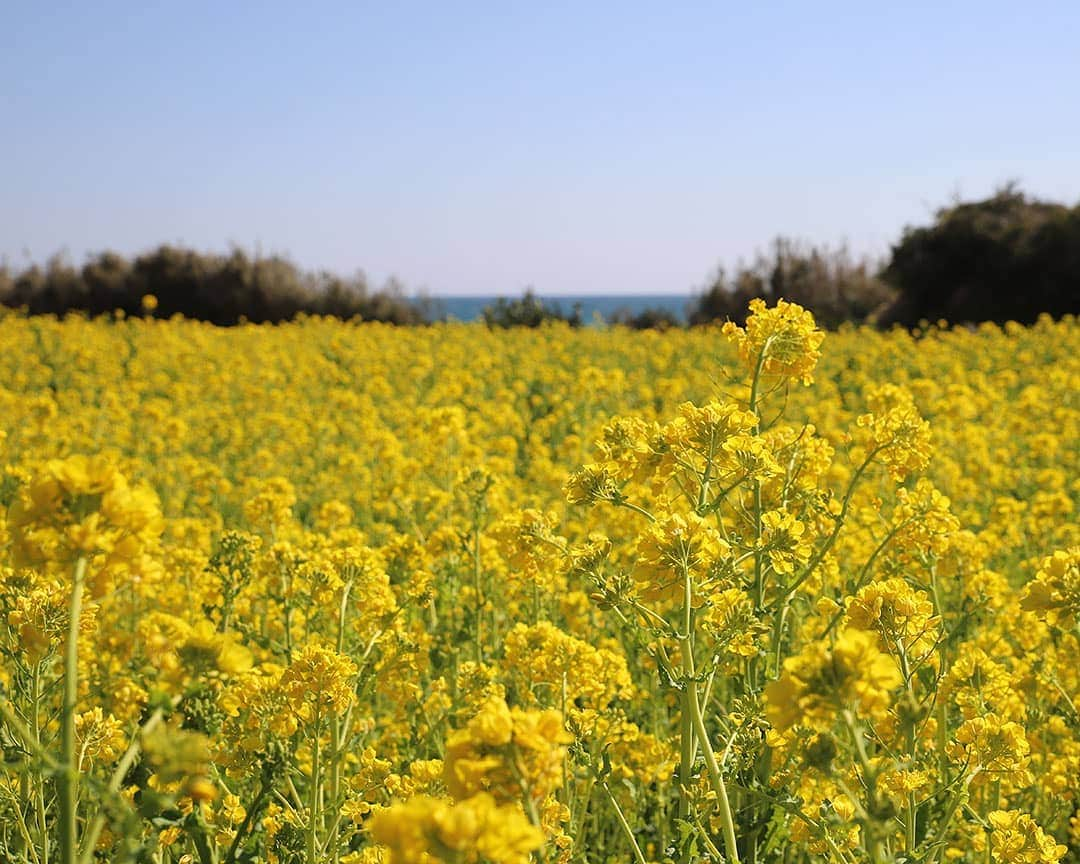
[688,238,895,328]
[481,289,583,328]
[606,305,683,330]
[879,185,1080,326]
[0,245,429,325]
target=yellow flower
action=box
[948,715,1034,789]
[369,793,544,864]
[503,621,633,709]
[701,587,761,658]
[765,629,902,732]
[634,512,730,604]
[563,463,621,505]
[759,509,813,577]
[1021,547,1080,626]
[9,455,163,586]
[987,810,1067,864]
[278,644,358,718]
[722,298,825,386]
[845,577,939,658]
[857,385,932,482]
[74,707,126,769]
[1,285,1078,863]
[444,696,571,803]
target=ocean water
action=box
[424,294,696,324]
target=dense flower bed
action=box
[0,303,1077,864]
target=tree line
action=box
[3,186,1077,328]
[0,246,433,325]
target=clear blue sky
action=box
[3,1,1078,296]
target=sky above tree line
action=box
[3,1,1079,296]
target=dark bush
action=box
[481,289,583,328]
[879,186,1080,327]
[607,306,682,330]
[0,245,428,325]
[688,238,895,328]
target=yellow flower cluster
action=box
[278,644,358,718]
[10,453,163,594]
[0,299,1076,864]
[948,714,1034,790]
[1022,547,1080,626]
[634,512,730,604]
[444,696,571,803]
[722,297,826,385]
[764,628,903,732]
[987,810,1068,864]
[846,576,939,658]
[502,620,633,709]
[370,793,543,864]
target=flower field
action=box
[0,301,1078,864]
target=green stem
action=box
[677,566,695,844]
[678,685,694,824]
[31,664,50,864]
[329,716,342,864]
[937,700,950,796]
[750,340,768,658]
[678,564,741,864]
[842,711,876,787]
[781,446,882,601]
[616,499,657,523]
[753,480,764,607]
[904,756,918,854]
[925,774,971,864]
[699,475,746,517]
[693,811,726,863]
[328,581,353,864]
[899,649,919,854]
[685,661,741,864]
[0,776,41,864]
[60,556,87,864]
[748,339,771,422]
[473,522,483,663]
[769,603,789,679]
[79,709,165,864]
[307,718,321,864]
[0,697,60,770]
[568,776,596,862]
[600,781,648,864]
[282,562,294,664]
[908,788,918,854]
[223,780,272,864]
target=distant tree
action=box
[9,265,47,312]
[0,245,430,325]
[879,185,1080,326]
[482,289,583,328]
[689,238,894,328]
[81,251,131,315]
[607,306,682,330]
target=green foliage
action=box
[880,184,1080,326]
[481,289,583,328]
[688,238,895,328]
[607,305,683,330]
[7,184,1077,332]
[0,246,430,325]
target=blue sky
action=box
[3,1,1078,295]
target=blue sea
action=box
[422,294,696,324]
